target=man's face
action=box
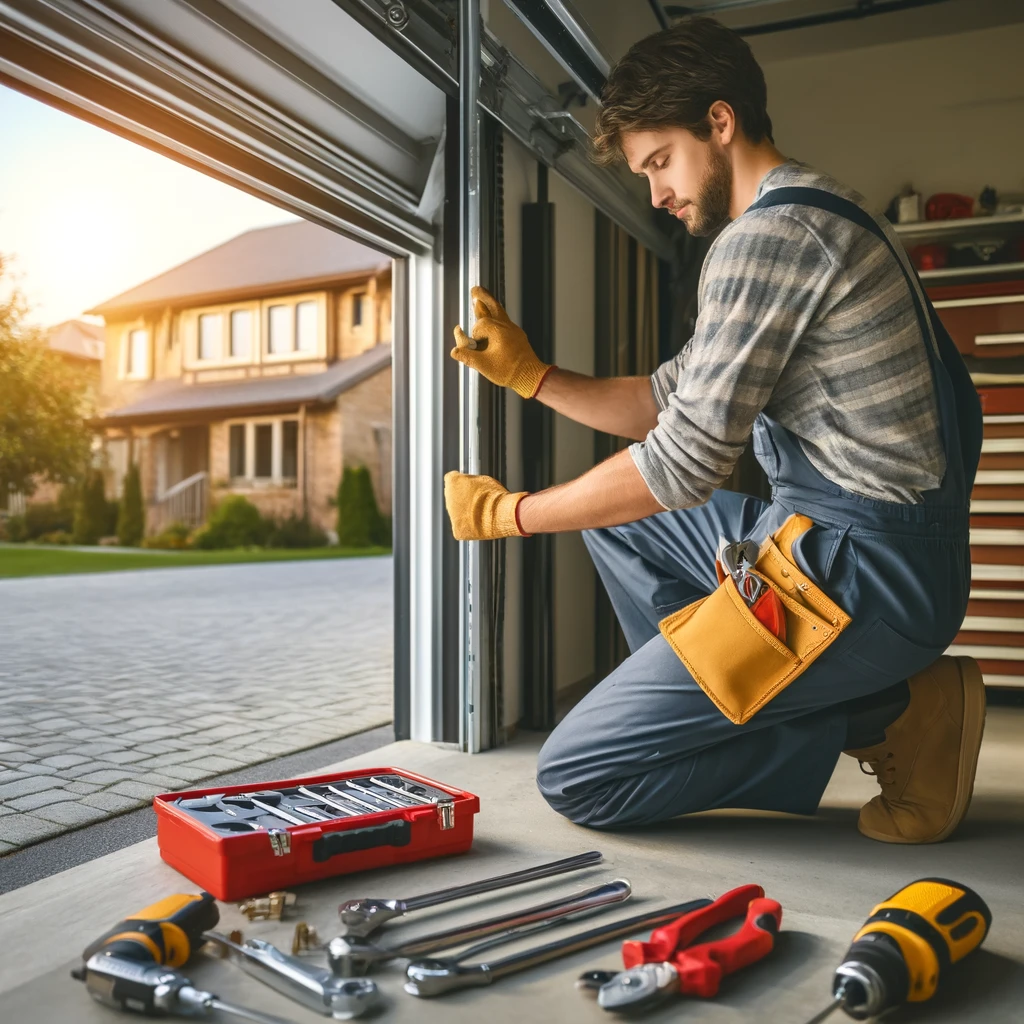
[622,127,733,237]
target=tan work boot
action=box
[845,656,986,844]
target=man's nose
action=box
[650,182,673,210]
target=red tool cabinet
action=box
[154,767,480,901]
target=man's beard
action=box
[681,147,732,237]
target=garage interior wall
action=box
[760,21,1024,209]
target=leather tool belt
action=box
[658,514,852,724]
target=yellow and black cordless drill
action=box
[805,878,991,1022]
[72,892,289,1022]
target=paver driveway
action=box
[0,557,393,854]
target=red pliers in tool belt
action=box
[595,883,782,1012]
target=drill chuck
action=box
[832,933,910,1019]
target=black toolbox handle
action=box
[312,819,412,862]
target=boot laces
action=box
[858,751,896,785]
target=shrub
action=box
[24,501,73,539]
[72,470,108,545]
[192,495,272,550]
[4,514,27,542]
[116,463,145,546]
[142,522,191,550]
[37,529,73,545]
[336,466,386,548]
[267,514,329,549]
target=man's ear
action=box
[707,100,736,146]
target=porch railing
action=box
[151,471,208,533]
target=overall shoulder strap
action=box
[750,184,981,497]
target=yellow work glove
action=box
[451,286,553,399]
[444,471,529,541]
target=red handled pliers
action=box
[595,883,782,1012]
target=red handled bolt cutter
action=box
[592,883,782,1012]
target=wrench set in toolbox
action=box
[153,767,479,901]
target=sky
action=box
[0,84,298,328]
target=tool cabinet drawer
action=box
[154,767,479,901]
[930,281,1024,358]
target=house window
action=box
[226,418,300,486]
[229,424,246,479]
[352,292,364,327]
[295,301,317,353]
[126,328,148,378]
[268,304,292,354]
[254,423,273,479]
[230,310,252,359]
[281,421,299,480]
[198,313,222,361]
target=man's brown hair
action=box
[593,16,773,165]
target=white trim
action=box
[947,645,1024,660]
[262,292,327,363]
[933,294,1024,310]
[972,564,1024,581]
[407,252,443,743]
[976,333,1024,347]
[980,674,1024,688]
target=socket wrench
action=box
[338,849,603,937]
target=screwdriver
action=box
[802,878,991,1023]
[72,892,294,1023]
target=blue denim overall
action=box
[536,187,982,829]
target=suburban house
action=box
[90,220,392,534]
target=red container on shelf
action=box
[153,767,480,901]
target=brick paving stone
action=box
[82,791,145,814]
[63,727,106,741]
[157,764,214,783]
[0,750,34,764]
[29,717,79,731]
[1,813,60,845]
[77,769,141,785]
[64,781,104,795]
[39,754,91,769]
[102,750,151,765]
[0,839,18,855]
[135,741,181,755]
[108,780,165,801]
[0,741,24,755]
[32,802,110,827]
[137,771,191,789]
[0,775,54,800]
[71,741,126,756]
[178,755,247,774]
[6,788,77,812]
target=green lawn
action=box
[0,545,391,579]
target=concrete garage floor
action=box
[1,709,1022,1024]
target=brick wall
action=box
[338,365,392,515]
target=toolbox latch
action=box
[437,799,455,830]
[268,829,291,857]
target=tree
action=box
[336,465,386,548]
[116,462,145,546]
[72,470,109,545]
[0,256,92,499]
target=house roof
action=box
[48,320,105,361]
[86,221,390,317]
[99,343,391,426]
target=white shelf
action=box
[894,210,1024,237]
[920,261,1024,282]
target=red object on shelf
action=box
[977,387,1024,416]
[925,193,974,220]
[154,767,480,901]
[910,243,949,271]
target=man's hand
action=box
[451,286,552,399]
[444,471,529,541]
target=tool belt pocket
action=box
[659,515,851,725]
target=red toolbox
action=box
[154,767,480,901]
